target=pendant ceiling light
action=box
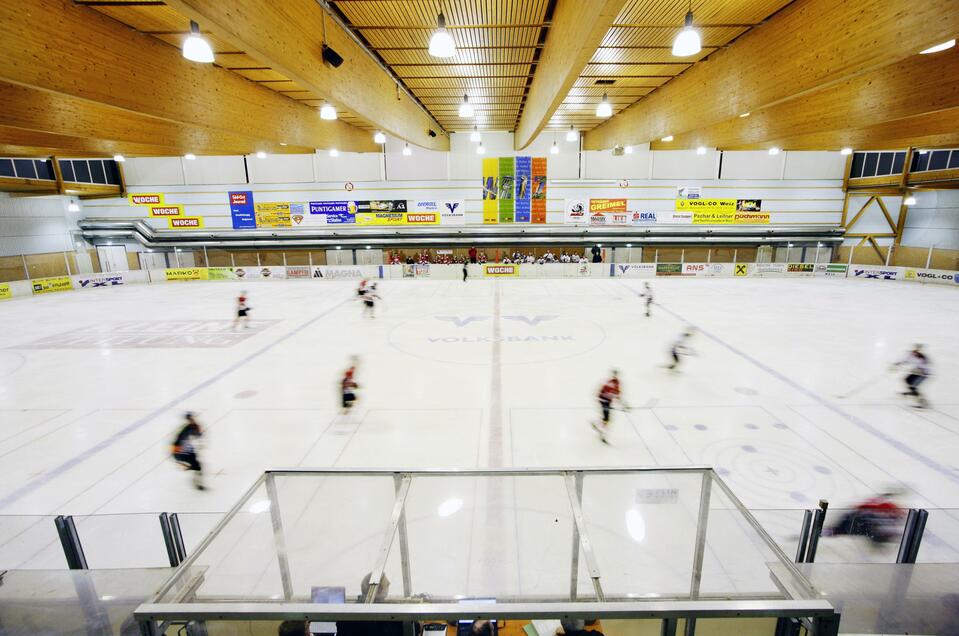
[112,154,125,162]
[671,5,701,57]
[374,131,386,144]
[182,20,214,63]
[320,103,337,120]
[476,142,485,155]
[329,148,339,157]
[459,94,474,118]
[565,125,578,142]
[550,140,559,155]
[596,93,612,118]
[402,143,412,156]
[428,12,456,58]
[470,126,481,142]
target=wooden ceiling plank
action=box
[514,0,627,149]
[585,0,959,150]
[164,0,446,149]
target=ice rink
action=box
[1,276,958,571]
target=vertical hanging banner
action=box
[498,157,514,223]
[229,191,256,229]
[482,158,498,224]
[514,156,531,223]
[531,156,547,224]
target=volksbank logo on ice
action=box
[435,315,557,328]
[436,316,488,328]
[428,314,570,343]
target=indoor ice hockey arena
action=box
[1,1,958,634]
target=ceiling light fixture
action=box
[550,140,559,155]
[739,112,751,118]
[428,12,456,58]
[840,147,853,155]
[255,151,267,159]
[920,39,955,54]
[374,131,386,144]
[768,147,780,155]
[661,135,674,142]
[320,103,337,120]
[402,143,412,156]
[459,94,474,117]
[566,125,578,142]
[279,142,288,146]
[696,146,707,155]
[112,154,125,162]
[596,93,612,118]
[182,20,214,63]
[329,148,339,157]
[904,194,917,206]
[184,153,196,160]
[624,145,633,154]
[470,125,481,142]
[671,4,701,57]
[476,142,485,155]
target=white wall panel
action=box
[652,150,719,179]
[721,151,785,180]
[121,157,185,186]
[0,193,72,256]
[583,144,651,180]
[384,135,448,180]
[183,156,246,185]
[248,154,314,183]
[902,190,959,249]
[314,150,381,183]
[784,151,846,180]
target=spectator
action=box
[469,246,478,263]
[472,621,493,636]
[336,574,406,636]
[591,245,602,263]
[558,619,603,636]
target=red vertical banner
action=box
[531,157,547,223]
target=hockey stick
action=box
[834,370,892,399]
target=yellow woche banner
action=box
[355,211,441,226]
[31,276,73,295]
[675,198,736,212]
[0,283,12,300]
[149,204,183,217]
[482,157,498,224]
[168,216,204,229]
[165,268,209,281]
[254,202,292,228]
[129,193,165,206]
[484,264,520,277]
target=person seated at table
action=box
[557,619,603,636]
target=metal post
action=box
[174,248,181,268]
[680,249,685,264]
[897,509,928,564]
[394,474,412,598]
[684,472,712,636]
[256,251,261,267]
[795,510,813,563]
[814,245,821,264]
[564,472,605,601]
[264,473,294,599]
[203,245,209,266]
[896,509,918,564]
[21,253,29,279]
[885,244,892,266]
[159,513,180,567]
[282,252,287,267]
[231,252,236,267]
[706,249,711,263]
[925,245,933,269]
[654,249,658,264]
[732,249,737,264]
[63,251,72,276]
[805,500,829,563]
[308,251,313,268]
[812,613,841,636]
[660,618,678,636]
[54,515,88,570]
[365,475,412,603]
[847,244,855,267]
[170,513,187,564]
[569,472,584,600]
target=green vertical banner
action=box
[498,157,514,223]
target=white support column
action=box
[63,251,72,276]
[21,254,29,279]
[706,249,711,263]
[926,246,934,269]
[256,252,261,267]
[308,252,313,268]
[847,244,855,267]
[282,252,287,266]
[733,249,738,263]
[231,252,236,267]
[174,248,181,268]
[680,249,685,264]
[885,244,892,266]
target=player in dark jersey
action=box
[171,412,205,490]
[641,282,653,317]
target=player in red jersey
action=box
[592,370,627,444]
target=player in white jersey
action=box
[893,344,931,408]
[667,329,696,371]
[641,282,653,317]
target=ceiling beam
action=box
[0,0,377,154]
[649,51,959,151]
[0,81,316,157]
[584,0,959,150]
[514,0,626,150]
[164,0,447,150]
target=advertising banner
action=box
[630,212,658,224]
[484,264,520,277]
[734,263,749,277]
[498,157,514,223]
[31,276,73,294]
[850,266,902,281]
[589,212,630,226]
[482,157,498,224]
[415,200,465,226]
[613,264,656,278]
[531,157,547,224]
[0,283,11,300]
[207,267,236,280]
[312,266,367,279]
[165,268,208,281]
[129,193,164,206]
[665,211,693,224]
[232,267,260,280]
[286,266,311,279]
[734,211,771,224]
[310,201,350,214]
[676,198,735,212]
[149,205,183,218]
[590,199,627,213]
[356,211,440,226]
[168,216,204,229]
[656,263,683,276]
[753,263,787,276]
[229,191,256,229]
[682,263,732,277]
[352,200,407,214]
[692,210,736,224]
[75,273,124,289]
[736,199,762,211]
[255,202,292,228]
[565,199,587,225]
[786,263,815,276]
[903,268,959,285]
[677,186,701,199]
[514,156,531,223]
[815,263,848,278]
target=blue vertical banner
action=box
[514,156,531,223]
[229,191,256,229]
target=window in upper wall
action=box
[59,160,75,182]
[876,152,893,175]
[911,152,930,172]
[849,150,913,179]
[928,150,950,171]
[13,159,37,179]
[34,159,55,180]
[949,150,959,169]
[0,159,15,177]
[89,160,107,184]
[862,153,878,177]
[849,153,865,178]
[72,160,91,182]
[891,151,906,174]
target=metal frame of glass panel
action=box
[135,467,840,635]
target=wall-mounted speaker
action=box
[322,45,344,68]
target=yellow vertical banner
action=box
[482,158,498,224]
